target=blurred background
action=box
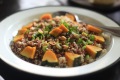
[0,0,120,23]
[0,0,120,80]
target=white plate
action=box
[0,6,120,77]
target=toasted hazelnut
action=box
[59,36,66,41]
[62,45,68,50]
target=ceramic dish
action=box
[0,6,120,77]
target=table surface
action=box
[0,0,120,80]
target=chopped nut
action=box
[59,36,66,41]
[62,45,68,50]
[33,22,39,26]
[49,41,56,45]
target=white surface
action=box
[0,6,120,77]
[0,75,4,80]
[19,0,60,9]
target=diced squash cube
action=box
[94,35,105,43]
[65,52,81,67]
[59,24,69,33]
[65,13,75,21]
[17,28,27,35]
[49,27,62,37]
[20,46,36,59]
[86,45,102,58]
[41,50,58,67]
[87,25,102,33]
[22,22,33,29]
[13,35,24,42]
[40,13,52,20]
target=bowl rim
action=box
[0,6,120,77]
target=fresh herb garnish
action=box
[69,26,79,34]
[89,34,95,41]
[87,40,93,45]
[85,54,90,60]
[42,46,48,52]
[82,40,88,45]
[77,38,83,45]
[82,32,88,36]
[82,45,86,50]
[32,32,44,40]
[60,20,70,29]
[44,25,52,32]
[42,40,49,52]
[56,42,62,49]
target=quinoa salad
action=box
[11,13,108,68]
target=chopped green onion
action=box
[82,41,88,45]
[82,32,88,36]
[42,41,49,52]
[60,20,70,29]
[89,34,95,41]
[82,45,86,50]
[32,32,44,40]
[42,46,48,52]
[87,40,93,45]
[69,26,78,34]
[65,38,70,46]
[60,19,65,24]
[51,20,55,24]
[77,38,83,45]
[38,29,43,34]
[44,31,48,34]
[56,42,61,49]
[85,55,90,60]
[69,38,75,42]
[73,26,79,33]
[60,20,72,32]
[65,43,69,46]
[44,25,52,32]
[72,32,79,38]
[67,38,70,42]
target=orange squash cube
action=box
[13,35,24,42]
[17,28,27,35]
[42,50,58,62]
[22,22,33,29]
[87,25,102,33]
[59,24,69,33]
[65,13,75,21]
[40,13,52,20]
[94,35,105,43]
[86,45,102,58]
[49,27,62,37]
[20,46,36,59]
[65,52,80,67]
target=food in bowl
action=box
[10,13,108,68]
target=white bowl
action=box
[0,6,120,77]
